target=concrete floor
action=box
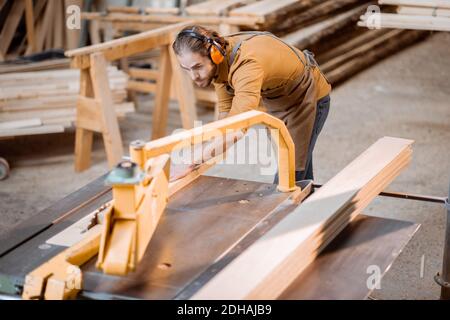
[1,32,449,299]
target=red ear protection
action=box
[178,29,225,65]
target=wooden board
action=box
[398,6,450,17]
[379,0,450,9]
[186,0,256,16]
[229,0,297,17]
[358,12,450,31]
[0,1,26,61]
[283,4,367,49]
[279,214,419,299]
[191,137,413,299]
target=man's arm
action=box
[170,60,264,181]
[228,58,264,116]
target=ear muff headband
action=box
[178,30,225,64]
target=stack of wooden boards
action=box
[0,66,133,138]
[0,0,82,62]
[191,136,413,299]
[84,0,430,86]
[358,0,450,31]
[185,0,430,84]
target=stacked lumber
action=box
[191,136,413,299]
[0,0,83,62]
[80,0,429,88]
[358,0,450,31]
[0,58,70,74]
[277,1,428,85]
[0,67,133,138]
[183,0,429,85]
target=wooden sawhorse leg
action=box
[74,52,124,172]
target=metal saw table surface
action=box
[0,174,419,299]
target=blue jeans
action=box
[274,94,330,183]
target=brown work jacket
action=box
[212,33,331,171]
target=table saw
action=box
[0,110,425,300]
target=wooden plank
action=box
[321,29,404,73]
[398,5,450,17]
[0,125,65,138]
[144,7,181,15]
[280,215,420,299]
[74,69,94,172]
[283,4,367,49]
[185,0,256,16]
[24,0,36,53]
[317,29,388,64]
[168,33,197,130]
[0,119,42,130]
[379,0,450,9]
[81,11,263,27]
[270,0,362,34]
[35,0,54,52]
[53,0,64,49]
[65,22,190,69]
[229,0,297,17]
[0,59,70,74]
[127,68,217,104]
[191,137,413,299]
[26,0,47,54]
[151,46,172,139]
[89,52,124,168]
[358,13,450,31]
[128,67,159,80]
[0,0,26,61]
[324,30,426,85]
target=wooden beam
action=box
[24,0,36,53]
[185,0,256,16]
[0,0,26,61]
[35,0,54,52]
[283,4,367,49]
[168,34,198,130]
[53,0,64,49]
[74,68,95,172]
[65,22,191,69]
[89,52,124,169]
[324,30,426,85]
[398,6,450,17]
[151,46,172,139]
[191,136,413,299]
[320,29,404,73]
[379,0,450,9]
[80,11,263,27]
[358,13,450,31]
[0,124,65,138]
